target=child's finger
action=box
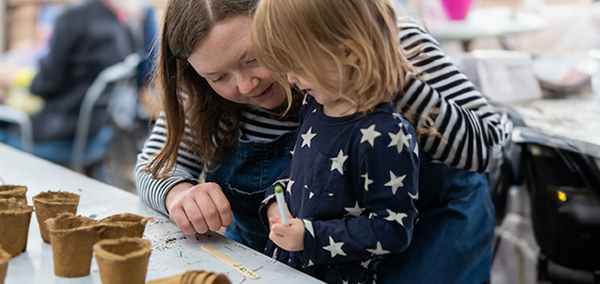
[269,230,284,245]
[269,217,280,226]
[270,222,291,235]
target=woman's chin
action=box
[256,87,287,110]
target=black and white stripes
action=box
[397,20,504,172]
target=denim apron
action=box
[377,148,495,284]
[204,131,295,252]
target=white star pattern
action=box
[342,280,349,284]
[361,259,371,269]
[360,124,381,148]
[330,150,347,175]
[272,247,278,259]
[344,201,365,217]
[384,171,406,194]
[290,145,296,156]
[309,192,314,199]
[262,194,274,204]
[307,260,314,267]
[384,209,408,226]
[368,212,378,219]
[302,94,309,105]
[366,242,390,255]
[408,191,418,200]
[301,127,317,148]
[392,112,401,119]
[303,219,315,238]
[286,180,295,195]
[388,128,412,154]
[361,173,373,191]
[323,236,346,258]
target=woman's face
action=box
[187,16,287,110]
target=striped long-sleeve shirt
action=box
[135,20,506,215]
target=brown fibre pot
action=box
[0,185,27,203]
[146,270,231,284]
[45,213,104,278]
[0,246,10,284]
[93,237,152,284]
[0,198,33,258]
[32,191,80,244]
[99,213,149,240]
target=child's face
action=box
[187,16,287,110]
[286,48,356,117]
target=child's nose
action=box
[286,73,298,85]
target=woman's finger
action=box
[169,206,197,235]
[183,197,209,234]
[206,184,233,227]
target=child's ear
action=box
[340,42,359,64]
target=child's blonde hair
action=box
[252,0,416,113]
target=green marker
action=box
[274,185,289,226]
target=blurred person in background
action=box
[0,0,158,178]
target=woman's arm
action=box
[397,20,506,172]
[134,115,204,215]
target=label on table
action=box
[201,245,261,279]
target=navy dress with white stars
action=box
[259,95,419,284]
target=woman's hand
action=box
[165,182,233,235]
[269,217,305,251]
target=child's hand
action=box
[269,217,305,251]
[266,200,292,227]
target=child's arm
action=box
[259,95,310,230]
[299,116,420,266]
[396,20,506,173]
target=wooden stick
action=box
[201,245,261,280]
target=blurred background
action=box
[1,0,600,283]
[0,0,168,192]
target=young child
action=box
[252,0,419,283]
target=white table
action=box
[507,93,600,159]
[0,143,324,284]
[426,7,547,50]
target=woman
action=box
[135,0,503,282]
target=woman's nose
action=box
[237,72,260,95]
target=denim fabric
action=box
[205,131,295,252]
[376,148,495,284]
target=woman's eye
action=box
[246,58,258,65]
[211,75,226,83]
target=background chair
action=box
[71,53,140,173]
[0,105,33,153]
[512,126,600,283]
[0,53,140,179]
[488,101,527,226]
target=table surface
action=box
[0,143,324,284]
[426,6,547,42]
[507,93,600,159]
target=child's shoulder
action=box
[361,102,414,133]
